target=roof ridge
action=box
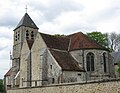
[67,32,83,37]
[49,48,68,53]
[68,31,107,51]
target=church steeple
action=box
[12,13,38,72]
[11,12,39,88]
[14,13,38,31]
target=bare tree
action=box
[108,32,120,51]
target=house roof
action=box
[40,33,70,50]
[14,13,38,30]
[40,32,107,51]
[50,49,84,71]
[27,40,34,50]
[68,32,107,51]
[4,68,12,77]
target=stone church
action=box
[4,13,115,89]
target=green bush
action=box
[0,79,3,93]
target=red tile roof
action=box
[68,32,106,51]
[50,49,84,71]
[40,32,107,51]
[40,33,70,50]
[4,68,12,77]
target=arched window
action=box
[86,52,94,71]
[103,53,107,72]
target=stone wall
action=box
[31,33,47,87]
[7,79,120,93]
[70,49,115,80]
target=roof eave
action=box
[62,69,85,72]
[69,48,109,52]
[13,25,39,31]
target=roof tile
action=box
[50,49,84,71]
[68,32,106,50]
[40,33,70,50]
[14,13,38,30]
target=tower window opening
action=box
[26,30,29,39]
[26,37,29,39]
[50,65,52,69]
[31,31,34,33]
[26,33,29,36]
[26,30,29,33]
[31,34,34,37]
[31,31,34,39]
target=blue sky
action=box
[0,0,120,79]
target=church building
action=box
[4,13,115,89]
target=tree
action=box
[87,31,109,48]
[108,32,120,51]
[0,79,3,93]
[117,61,120,73]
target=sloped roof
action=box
[4,68,12,77]
[14,13,38,30]
[50,49,84,71]
[68,32,107,51]
[40,33,70,50]
[111,52,120,63]
[27,40,34,49]
[39,32,107,51]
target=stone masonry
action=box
[7,79,120,93]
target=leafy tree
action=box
[87,31,109,48]
[0,79,3,93]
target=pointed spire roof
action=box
[14,13,38,30]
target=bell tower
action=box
[11,13,39,87]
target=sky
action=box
[0,0,120,79]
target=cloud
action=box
[39,10,97,34]
[0,58,11,79]
[28,0,84,22]
[0,27,12,78]
[0,51,12,79]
